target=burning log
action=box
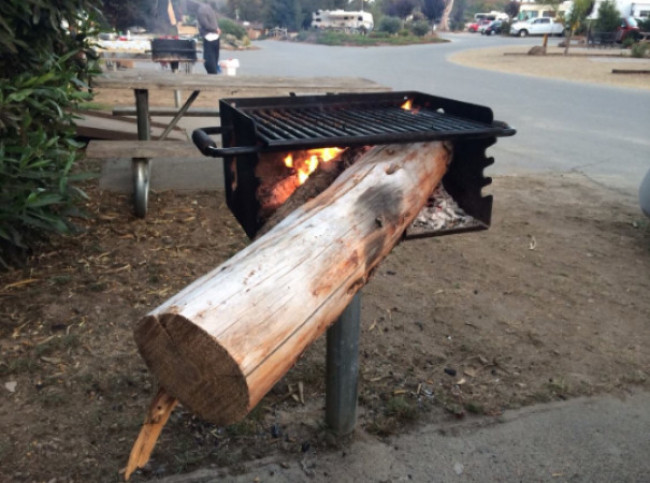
[135,140,451,421]
[255,147,369,238]
[126,141,451,477]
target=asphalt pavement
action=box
[159,391,650,482]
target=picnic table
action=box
[89,71,388,217]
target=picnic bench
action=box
[88,72,389,217]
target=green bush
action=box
[594,0,621,32]
[630,42,650,58]
[398,28,410,37]
[219,17,247,40]
[639,18,650,31]
[410,20,431,37]
[0,0,100,266]
[378,16,401,34]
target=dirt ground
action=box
[450,44,650,91]
[2,52,650,482]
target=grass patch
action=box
[0,357,40,375]
[34,334,80,358]
[296,30,448,47]
[385,395,418,421]
[464,401,484,415]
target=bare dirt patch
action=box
[2,164,649,481]
[449,44,650,91]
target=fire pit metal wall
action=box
[192,91,515,239]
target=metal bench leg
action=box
[134,89,150,218]
[158,90,201,141]
[133,159,150,218]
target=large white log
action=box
[134,141,452,425]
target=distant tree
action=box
[101,0,179,33]
[383,0,419,21]
[535,0,563,16]
[322,0,349,8]
[639,17,650,31]
[594,0,620,32]
[421,0,447,23]
[265,0,301,29]
[504,1,520,20]
[564,0,594,54]
[226,0,265,22]
[448,0,466,30]
[299,0,320,29]
[101,0,154,31]
[378,15,402,33]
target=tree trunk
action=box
[134,141,452,426]
[439,0,455,31]
[564,29,574,55]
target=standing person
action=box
[196,2,221,74]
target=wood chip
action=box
[464,367,477,378]
[2,278,39,291]
[298,381,305,405]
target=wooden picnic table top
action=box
[92,71,388,93]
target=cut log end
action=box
[134,313,249,424]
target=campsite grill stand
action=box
[151,38,199,106]
[192,90,515,433]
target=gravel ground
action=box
[449,44,650,91]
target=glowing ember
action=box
[401,99,413,110]
[284,148,344,185]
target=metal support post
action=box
[326,292,361,435]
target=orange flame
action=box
[284,148,344,185]
[401,99,413,110]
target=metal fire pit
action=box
[192,91,515,239]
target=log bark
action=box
[134,141,452,425]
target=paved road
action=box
[160,391,650,482]
[221,33,650,193]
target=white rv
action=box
[311,10,374,32]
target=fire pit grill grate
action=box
[204,91,515,154]
[247,104,501,146]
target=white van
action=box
[311,10,374,32]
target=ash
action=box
[409,184,481,233]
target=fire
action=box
[401,99,413,111]
[283,147,344,185]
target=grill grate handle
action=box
[192,127,259,157]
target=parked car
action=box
[616,16,641,42]
[467,21,481,32]
[483,20,504,35]
[477,20,493,34]
[510,17,565,37]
